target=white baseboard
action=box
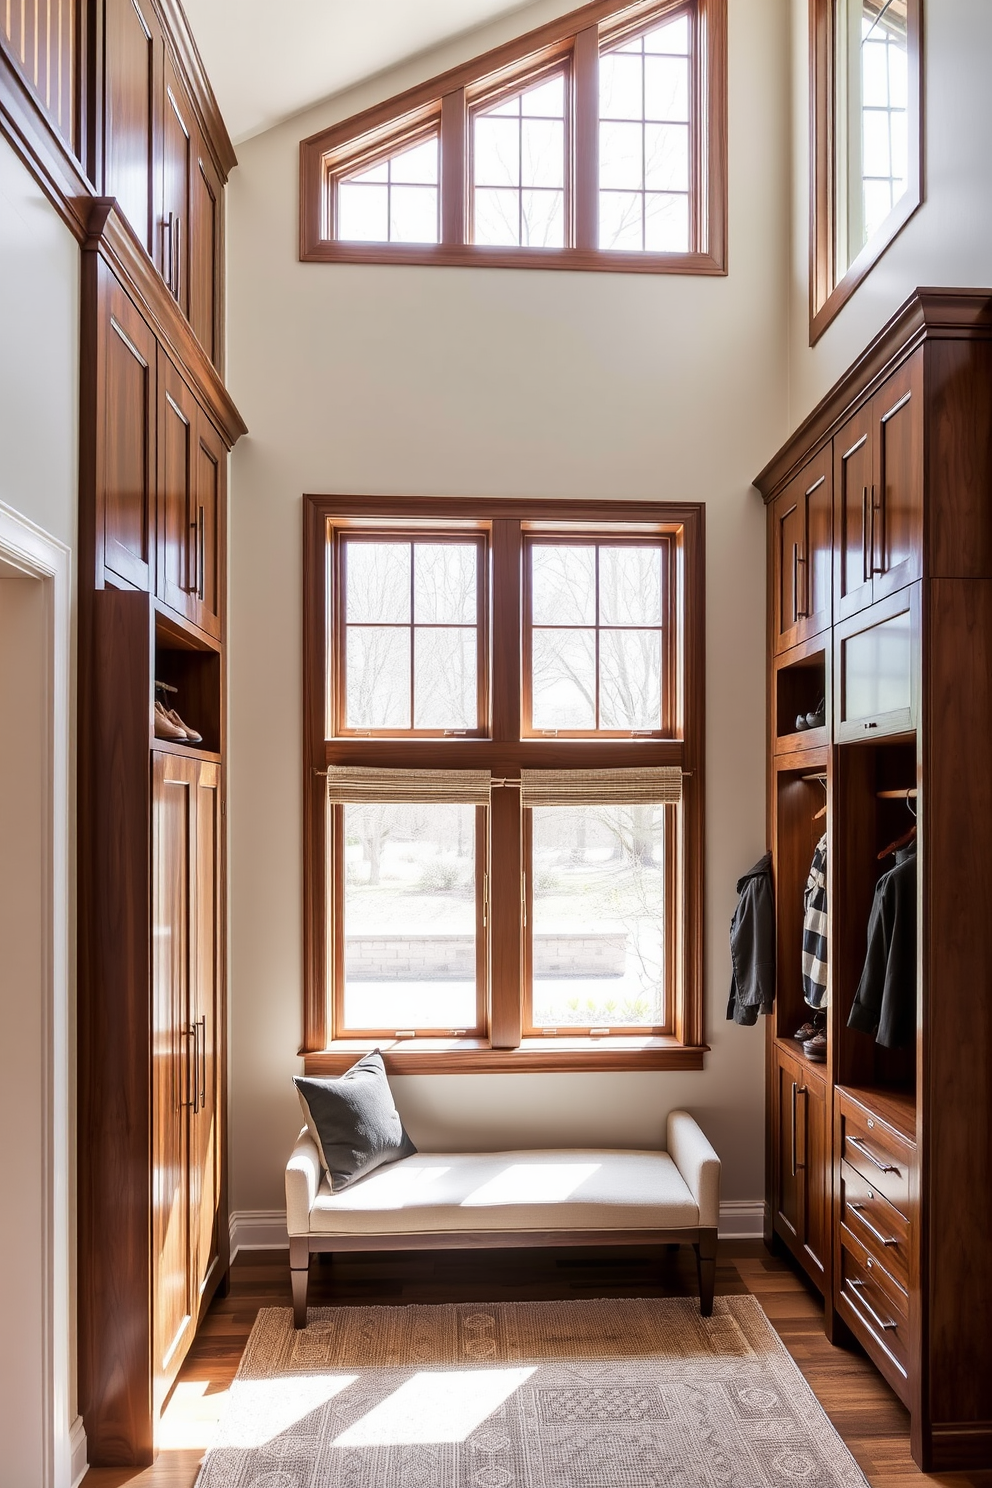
[69,1415,88,1488]
[231,1201,766,1257]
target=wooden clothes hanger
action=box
[877,787,917,861]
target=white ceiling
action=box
[182,0,551,145]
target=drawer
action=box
[840,1105,913,1218]
[839,1228,910,1376]
[840,1160,910,1289]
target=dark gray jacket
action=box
[847,843,916,1049]
[727,852,775,1025]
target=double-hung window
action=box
[300,0,726,275]
[303,498,704,1074]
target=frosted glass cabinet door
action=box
[835,588,919,741]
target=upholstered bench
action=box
[286,1108,721,1327]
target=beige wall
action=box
[788,0,992,424]
[225,0,790,1218]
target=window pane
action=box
[474,117,519,187]
[474,187,519,245]
[645,123,689,192]
[346,542,410,622]
[531,545,595,625]
[645,192,689,252]
[645,55,689,122]
[338,182,388,242]
[343,802,477,1031]
[599,53,643,119]
[600,191,643,250]
[532,630,596,730]
[521,119,564,189]
[346,627,410,728]
[600,629,663,729]
[599,546,663,625]
[644,15,689,54]
[390,185,439,244]
[600,121,644,190]
[472,72,566,247]
[414,543,477,623]
[414,628,477,728]
[835,0,909,271]
[522,190,565,248]
[531,805,665,1028]
[390,138,438,184]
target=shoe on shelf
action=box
[168,708,202,743]
[805,697,826,729]
[154,701,188,741]
[795,712,809,732]
[803,1030,827,1062]
[793,1020,818,1041]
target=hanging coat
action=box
[847,843,916,1049]
[727,852,775,1026]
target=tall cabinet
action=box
[756,289,992,1473]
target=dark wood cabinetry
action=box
[757,289,992,1473]
[79,203,244,1467]
[771,447,832,652]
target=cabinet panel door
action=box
[872,354,923,601]
[190,411,224,639]
[772,486,805,654]
[773,1048,802,1248]
[151,753,195,1416]
[102,268,156,590]
[190,148,221,364]
[802,450,833,640]
[103,0,157,253]
[800,1074,829,1285]
[157,353,196,615]
[191,763,222,1308]
[161,53,192,314]
[834,404,875,622]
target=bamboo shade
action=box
[325,766,491,804]
[520,766,683,807]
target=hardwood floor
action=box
[83,1242,992,1488]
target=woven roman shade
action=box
[324,766,491,804]
[519,766,683,808]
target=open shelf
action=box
[152,608,222,754]
[774,645,827,754]
[774,1034,828,1080]
[771,752,829,1050]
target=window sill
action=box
[300,242,727,277]
[302,1036,708,1075]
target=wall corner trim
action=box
[70,1417,88,1488]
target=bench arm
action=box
[286,1127,322,1235]
[667,1110,720,1230]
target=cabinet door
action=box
[190,762,223,1309]
[771,484,805,653]
[157,352,196,615]
[190,146,222,365]
[188,411,224,639]
[773,1047,803,1249]
[161,52,192,315]
[871,353,923,602]
[798,1073,829,1286]
[102,0,159,254]
[800,449,833,640]
[101,265,156,590]
[834,402,875,622]
[151,752,195,1417]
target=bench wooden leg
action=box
[694,1229,718,1317]
[290,1236,310,1329]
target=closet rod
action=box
[877,788,917,800]
[801,772,827,783]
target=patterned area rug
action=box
[194,1295,868,1487]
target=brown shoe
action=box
[167,708,202,744]
[154,701,187,741]
[803,1030,827,1062]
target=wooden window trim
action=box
[299,0,727,276]
[303,494,706,1072]
[809,0,923,345]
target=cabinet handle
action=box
[197,1014,207,1109]
[791,1080,798,1177]
[795,1084,807,1169]
[163,211,174,295]
[861,486,870,582]
[848,1135,899,1174]
[791,544,800,623]
[197,505,205,602]
[183,1024,195,1109]
[868,491,886,577]
[849,1202,898,1247]
[848,1278,898,1331]
[796,553,809,618]
[173,214,182,304]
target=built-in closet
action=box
[756,289,992,1473]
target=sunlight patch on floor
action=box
[332,1368,536,1447]
[157,1380,228,1450]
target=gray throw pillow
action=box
[294,1051,416,1193]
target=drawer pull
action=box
[848,1136,899,1174]
[848,1278,898,1332]
[849,1203,899,1247]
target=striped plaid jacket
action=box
[802,833,828,1008]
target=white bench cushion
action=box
[307,1148,698,1236]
